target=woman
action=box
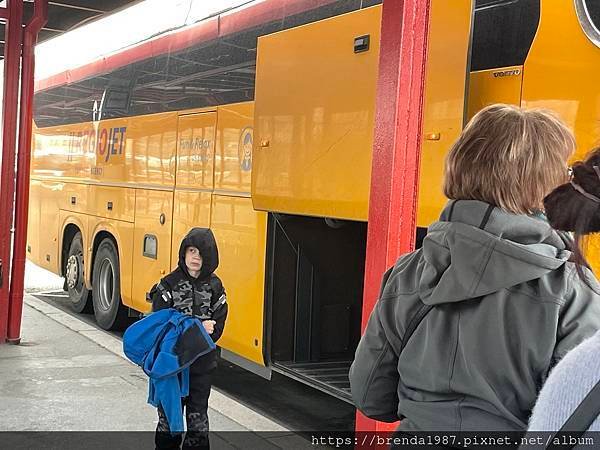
[350,104,600,433]
[527,148,600,433]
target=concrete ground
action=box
[0,261,312,449]
[23,260,64,293]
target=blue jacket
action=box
[123,308,215,432]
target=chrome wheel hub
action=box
[98,258,114,311]
[66,255,79,289]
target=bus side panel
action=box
[89,185,135,223]
[37,180,61,273]
[126,113,178,188]
[175,112,216,191]
[27,180,42,266]
[213,101,266,366]
[32,125,91,181]
[32,113,177,185]
[521,1,600,272]
[466,66,523,122]
[88,218,134,307]
[31,112,178,188]
[252,6,382,221]
[522,3,599,156]
[131,189,174,314]
[170,191,212,270]
[214,102,254,194]
[60,182,91,215]
[416,0,473,226]
[211,194,268,366]
[171,111,217,268]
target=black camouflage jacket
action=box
[150,228,228,373]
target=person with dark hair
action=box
[544,148,600,283]
[527,148,600,433]
[350,105,600,435]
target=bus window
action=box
[471,0,540,71]
[575,0,600,47]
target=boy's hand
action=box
[202,320,216,334]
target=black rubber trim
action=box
[478,204,495,230]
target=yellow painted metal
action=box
[131,189,175,313]
[30,180,61,273]
[466,66,523,122]
[170,192,212,272]
[61,182,91,214]
[252,6,382,221]
[251,2,471,225]
[27,180,41,264]
[176,112,216,190]
[211,194,268,366]
[521,2,599,159]
[520,0,600,273]
[31,112,177,186]
[170,105,266,366]
[90,186,135,223]
[30,112,178,307]
[215,102,254,194]
[416,0,473,227]
[170,108,218,269]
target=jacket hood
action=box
[418,200,572,305]
[178,228,219,280]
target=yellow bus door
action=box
[131,188,175,314]
[171,112,216,268]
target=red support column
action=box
[356,0,431,433]
[7,0,48,343]
[0,0,23,344]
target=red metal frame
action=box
[357,0,431,434]
[7,0,48,343]
[0,0,24,343]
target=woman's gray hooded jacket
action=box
[350,200,600,431]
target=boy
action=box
[150,227,228,450]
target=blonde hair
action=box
[443,104,575,214]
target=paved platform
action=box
[0,293,310,449]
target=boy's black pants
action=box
[155,371,212,450]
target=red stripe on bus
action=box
[34,0,339,93]
[219,0,338,35]
[34,18,218,92]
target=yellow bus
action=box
[28,0,600,402]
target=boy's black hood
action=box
[178,228,219,280]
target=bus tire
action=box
[92,238,128,330]
[65,232,92,314]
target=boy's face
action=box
[185,246,203,274]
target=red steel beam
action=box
[7,0,48,343]
[0,0,23,343]
[356,0,431,434]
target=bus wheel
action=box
[65,232,92,313]
[92,238,128,330]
